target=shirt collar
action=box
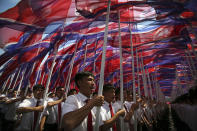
[78,92,88,102]
[104,101,111,106]
[33,97,43,103]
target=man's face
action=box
[20,91,25,97]
[69,90,77,96]
[56,88,65,98]
[127,94,133,102]
[33,88,44,99]
[103,89,115,103]
[12,91,17,97]
[78,75,95,95]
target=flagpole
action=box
[140,54,148,97]
[187,25,197,61]
[82,41,88,71]
[118,9,125,131]
[28,46,42,87]
[146,70,153,100]
[34,69,41,86]
[95,0,111,130]
[154,69,160,102]
[151,73,156,99]
[186,50,197,77]
[5,72,16,94]
[64,42,78,97]
[175,66,183,96]
[40,72,45,85]
[16,67,27,97]
[38,45,58,127]
[136,48,141,98]
[12,68,21,90]
[1,76,10,94]
[33,45,44,86]
[93,39,97,73]
[181,61,190,92]
[128,8,137,131]
[184,50,195,78]
[43,46,58,99]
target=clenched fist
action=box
[89,95,104,107]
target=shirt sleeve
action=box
[18,99,32,108]
[113,103,121,113]
[61,95,78,117]
[47,98,54,102]
[43,108,49,116]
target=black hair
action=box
[115,88,120,96]
[103,83,115,92]
[56,86,64,91]
[33,84,45,92]
[20,88,26,91]
[27,88,33,93]
[74,71,94,88]
[68,89,77,96]
[188,88,197,103]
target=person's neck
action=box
[105,99,111,104]
[35,97,40,100]
[34,96,41,100]
[80,91,90,98]
[57,95,62,99]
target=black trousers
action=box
[44,123,58,131]
[2,119,16,131]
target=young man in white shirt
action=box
[62,71,104,131]
[99,83,125,131]
[3,89,25,131]
[16,84,46,131]
[44,86,66,131]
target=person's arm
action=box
[47,98,63,107]
[14,113,22,128]
[0,96,6,100]
[99,109,125,131]
[5,97,25,104]
[0,98,6,103]
[124,103,139,122]
[62,95,104,130]
[16,105,44,113]
[39,115,46,131]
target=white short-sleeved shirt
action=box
[99,101,117,131]
[4,97,21,121]
[113,100,122,113]
[113,101,136,131]
[45,98,57,124]
[46,97,64,125]
[15,97,46,131]
[124,101,135,130]
[62,92,102,131]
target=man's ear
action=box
[77,80,82,88]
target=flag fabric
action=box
[0,0,197,97]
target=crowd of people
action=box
[0,71,195,131]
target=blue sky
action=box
[0,0,20,13]
[0,0,20,55]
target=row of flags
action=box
[0,0,197,98]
